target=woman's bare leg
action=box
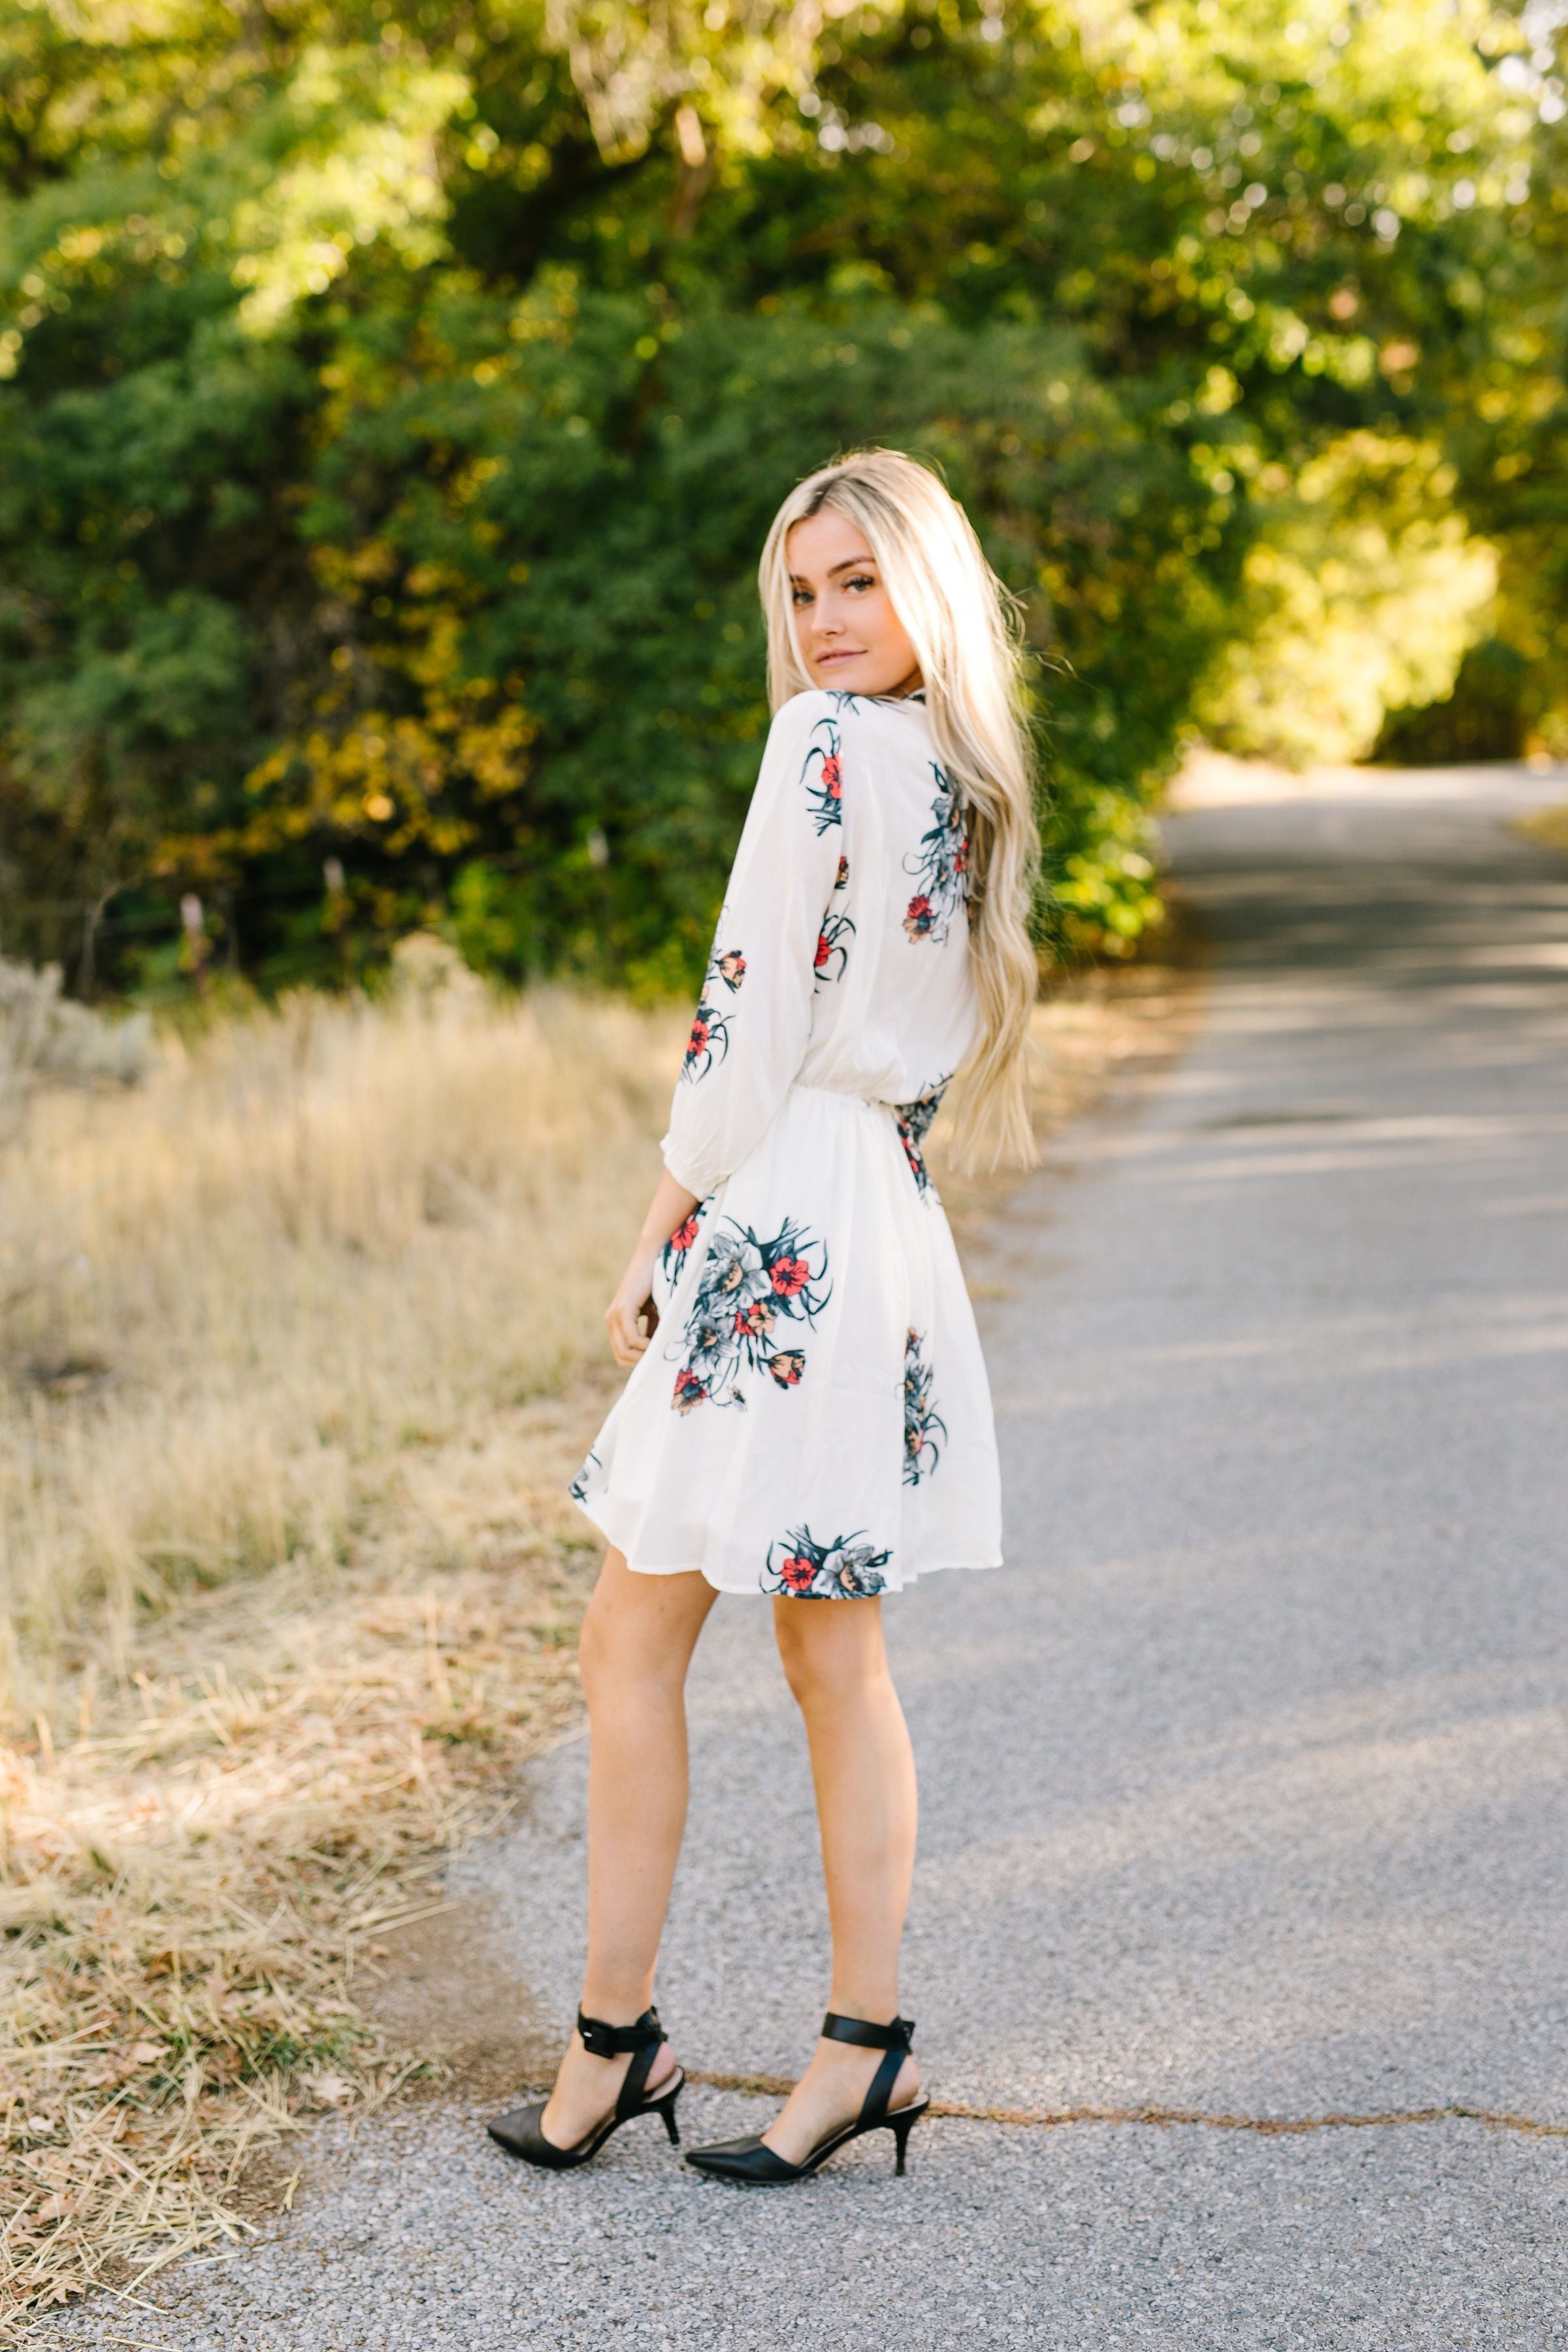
[540,1547,717,2148]
[762,1595,921,2161]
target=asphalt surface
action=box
[54,765,1568,2349]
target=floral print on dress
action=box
[659,1199,710,1290]
[813,850,853,983]
[681,937,746,1083]
[668,1213,830,1411]
[814,906,855,986]
[802,710,845,834]
[902,1328,947,1486]
[682,1001,729,1080]
[893,1078,949,1198]
[762,1525,892,1599]
[903,761,968,944]
[568,1450,601,1505]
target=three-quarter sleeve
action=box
[661,693,845,1199]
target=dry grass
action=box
[1516,800,1568,856]
[0,933,1201,2337]
[0,1505,591,2330]
[0,947,683,1706]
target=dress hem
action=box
[572,1493,1000,1593]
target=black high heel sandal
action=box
[684,2012,928,2185]
[487,2006,683,2172]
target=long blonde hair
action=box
[759,449,1040,1169]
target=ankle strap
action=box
[822,2011,915,2051]
[578,2004,663,2060]
[823,2012,915,2132]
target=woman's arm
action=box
[604,1168,700,1368]
[610,696,836,1369]
[661,693,842,1201]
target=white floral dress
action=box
[570,687,1002,1597]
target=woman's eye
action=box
[791,587,813,606]
[845,574,876,593]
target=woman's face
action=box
[786,508,922,698]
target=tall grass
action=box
[1,951,683,1718]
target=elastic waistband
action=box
[799,1082,907,1129]
[790,1081,892,1115]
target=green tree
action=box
[0,0,1560,993]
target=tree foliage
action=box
[1,0,1563,993]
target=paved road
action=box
[57,768,1568,2348]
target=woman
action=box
[489,448,1039,2183]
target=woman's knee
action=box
[773,1599,886,1708]
[579,1558,710,1706]
[580,1586,659,1705]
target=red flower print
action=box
[668,1213,829,1413]
[902,1326,946,1484]
[716,950,746,988]
[681,996,730,1081]
[814,905,855,988]
[771,1254,811,1298]
[670,1216,700,1254]
[835,855,849,888]
[762,1522,891,1598]
[902,762,967,943]
[902,766,964,941]
[802,715,844,833]
[894,1082,945,1199]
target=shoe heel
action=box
[658,2086,682,2147]
[891,2114,915,2176]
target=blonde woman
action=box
[489,449,1039,2183]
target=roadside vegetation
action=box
[5,0,1566,1001]
[1,945,676,1699]
[1517,800,1568,853]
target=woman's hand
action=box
[604,1247,661,1367]
[604,1169,701,1368]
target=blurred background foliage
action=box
[1,0,1566,995]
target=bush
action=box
[1374,640,1531,766]
[0,958,151,1092]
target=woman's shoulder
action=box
[769,686,845,734]
[745,687,933,846]
[770,687,929,742]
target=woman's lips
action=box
[817,649,864,665]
